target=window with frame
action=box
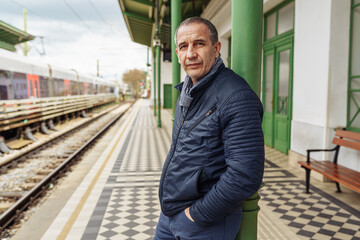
[264,0,294,41]
[348,0,360,131]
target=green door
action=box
[262,50,275,147]
[273,44,293,153]
[163,84,172,109]
[262,0,294,154]
[262,43,293,154]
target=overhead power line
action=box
[62,0,95,35]
[9,0,77,42]
[88,0,107,25]
[87,0,128,37]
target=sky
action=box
[1,0,149,82]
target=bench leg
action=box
[305,168,311,193]
[335,182,342,193]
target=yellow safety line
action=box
[57,100,141,240]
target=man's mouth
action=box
[186,63,201,68]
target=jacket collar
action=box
[174,62,225,93]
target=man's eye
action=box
[179,45,187,50]
[195,42,204,46]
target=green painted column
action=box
[171,0,181,121]
[231,0,263,96]
[235,186,263,240]
[155,0,161,127]
[153,49,157,116]
[232,1,263,239]
[23,9,28,56]
[156,44,161,127]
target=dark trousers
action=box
[153,209,242,240]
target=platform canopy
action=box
[118,0,210,50]
[0,20,35,52]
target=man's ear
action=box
[214,41,221,58]
[176,49,181,64]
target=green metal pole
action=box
[23,9,28,56]
[153,49,157,116]
[97,59,100,77]
[235,188,262,240]
[156,44,161,127]
[231,0,263,96]
[232,1,263,239]
[171,0,181,121]
[156,0,161,127]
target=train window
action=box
[88,83,93,94]
[13,72,27,99]
[79,82,84,95]
[70,80,78,95]
[39,76,50,98]
[54,78,65,96]
[0,70,12,100]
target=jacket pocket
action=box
[174,168,203,200]
[186,107,217,135]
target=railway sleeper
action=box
[0,202,14,213]
[27,175,43,183]
[21,183,36,190]
[36,169,53,175]
[0,192,23,199]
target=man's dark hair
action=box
[174,17,218,46]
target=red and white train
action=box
[0,49,115,100]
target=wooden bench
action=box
[298,129,360,193]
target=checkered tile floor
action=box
[260,158,360,240]
[45,100,360,239]
[81,101,168,240]
[96,186,160,240]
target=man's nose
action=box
[186,45,197,59]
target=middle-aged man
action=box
[154,17,264,240]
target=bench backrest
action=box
[332,129,360,151]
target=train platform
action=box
[12,99,360,240]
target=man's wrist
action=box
[184,207,194,222]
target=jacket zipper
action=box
[186,107,217,135]
[159,107,216,207]
[159,113,187,204]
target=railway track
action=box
[0,102,132,235]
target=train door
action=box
[64,79,70,96]
[27,74,40,98]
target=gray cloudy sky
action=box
[1,0,148,81]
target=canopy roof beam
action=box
[131,0,155,7]
[123,11,155,23]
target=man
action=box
[154,17,264,240]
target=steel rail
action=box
[0,102,123,169]
[0,106,128,232]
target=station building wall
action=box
[150,51,172,109]
[201,0,360,173]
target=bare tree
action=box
[122,69,146,97]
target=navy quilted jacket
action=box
[159,63,265,226]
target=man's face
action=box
[176,22,221,84]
